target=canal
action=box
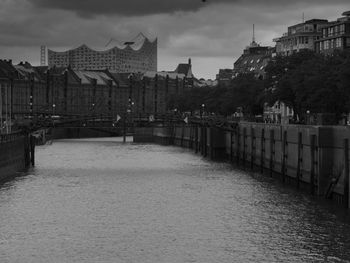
[1,137,350,262]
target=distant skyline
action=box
[0,0,349,79]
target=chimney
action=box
[188,58,191,65]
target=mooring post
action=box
[24,133,30,167]
[123,112,126,143]
[199,125,204,155]
[30,135,35,166]
[260,128,265,174]
[310,134,317,195]
[296,132,303,189]
[204,126,207,157]
[195,125,198,153]
[181,124,184,147]
[210,127,214,160]
[343,138,349,208]
[250,126,255,170]
[243,127,246,166]
[230,130,234,163]
[190,126,193,149]
[281,130,287,183]
[236,126,240,165]
[269,129,274,177]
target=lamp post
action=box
[123,99,134,143]
[200,103,205,121]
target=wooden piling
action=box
[200,126,204,155]
[243,127,247,166]
[181,125,184,147]
[250,127,255,170]
[296,132,302,188]
[269,129,274,177]
[204,127,208,157]
[30,135,35,166]
[210,128,214,159]
[195,126,198,153]
[230,131,233,163]
[343,138,349,208]
[260,128,265,173]
[236,127,240,165]
[281,130,287,183]
[310,134,316,195]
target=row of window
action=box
[322,24,346,38]
[319,37,350,50]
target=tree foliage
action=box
[167,74,264,117]
[265,50,350,120]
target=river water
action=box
[1,137,350,262]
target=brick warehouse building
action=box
[0,60,193,129]
[48,33,157,73]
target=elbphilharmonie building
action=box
[48,33,157,73]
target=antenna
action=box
[40,45,46,66]
[253,24,255,43]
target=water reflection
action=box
[0,137,350,262]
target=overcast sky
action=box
[0,0,348,79]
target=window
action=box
[320,41,324,51]
[347,38,350,47]
[331,39,335,49]
[340,24,345,34]
[323,28,327,38]
[328,27,333,37]
[324,40,329,50]
[336,38,342,48]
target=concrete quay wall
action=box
[0,133,33,182]
[50,127,122,140]
[134,123,350,207]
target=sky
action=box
[0,0,349,79]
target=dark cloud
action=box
[26,0,350,17]
[1,0,349,78]
[27,0,233,16]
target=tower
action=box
[40,46,46,66]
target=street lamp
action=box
[123,100,134,143]
[200,104,205,120]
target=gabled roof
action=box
[73,70,117,86]
[15,62,42,82]
[174,64,192,78]
[143,71,185,80]
[48,66,67,75]
[0,60,17,80]
[109,72,132,87]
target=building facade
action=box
[216,69,232,87]
[274,19,329,56]
[0,59,194,129]
[233,41,274,79]
[48,34,157,73]
[315,11,350,54]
